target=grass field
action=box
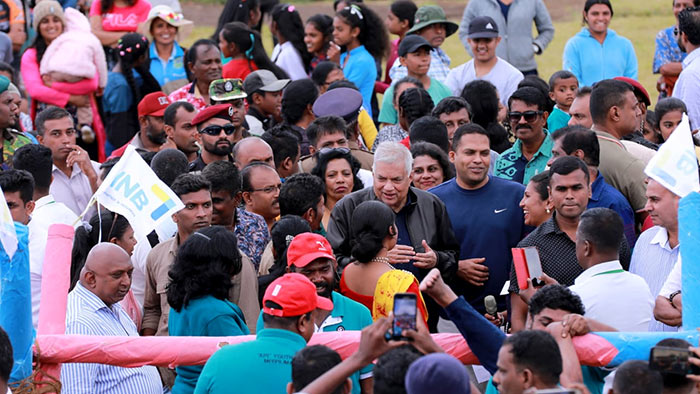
[183,0,673,106]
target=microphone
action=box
[484,295,498,318]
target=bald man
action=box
[233,137,275,169]
[61,243,163,394]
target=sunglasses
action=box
[508,110,544,123]
[318,147,351,158]
[199,124,237,136]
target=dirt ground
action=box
[182,0,587,28]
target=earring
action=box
[546,208,551,214]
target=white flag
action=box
[645,114,700,197]
[90,145,185,239]
[0,185,17,258]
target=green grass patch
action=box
[183,0,674,106]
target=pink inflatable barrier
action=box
[35,224,74,389]
[34,331,617,368]
[37,224,74,336]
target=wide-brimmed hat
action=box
[406,6,458,37]
[140,5,193,42]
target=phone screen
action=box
[392,293,417,339]
[650,346,695,375]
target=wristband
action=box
[669,290,681,306]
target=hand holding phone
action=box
[649,346,700,375]
[386,293,417,341]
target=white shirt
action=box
[357,168,373,188]
[130,217,176,309]
[673,47,700,130]
[569,260,654,331]
[271,41,307,80]
[660,255,682,298]
[49,161,101,216]
[244,115,264,136]
[28,195,78,328]
[629,226,679,332]
[445,57,524,106]
[621,140,655,165]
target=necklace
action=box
[370,256,394,269]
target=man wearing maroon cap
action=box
[189,104,245,172]
[108,92,171,159]
[613,76,659,155]
[195,273,331,394]
[257,232,374,394]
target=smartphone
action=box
[533,389,580,394]
[649,346,700,375]
[389,293,417,341]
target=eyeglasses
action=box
[508,110,544,123]
[199,124,237,136]
[318,147,350,159]
[250,184,282,194]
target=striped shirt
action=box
[389,47,451,83]
[61,283,163,394]
[629,226,680,332]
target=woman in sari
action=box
[339,200,427,322]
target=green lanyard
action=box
[592,268,625,277]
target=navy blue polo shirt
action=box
[430,177,528,312]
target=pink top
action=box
[21,48,98,108]
[89,0,151,32]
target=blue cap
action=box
[405,354,471,394]
[312,87,362,123]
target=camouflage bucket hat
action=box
[209,78,247,101]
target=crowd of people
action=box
[0,0,699,392]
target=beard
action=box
[146,126,167,145]
[205,140,233,156]
[315,279,334,299]
[678,35,687,53]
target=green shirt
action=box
[194,328,306,394]
[494,131,553,184]
[255,292,374,394]
[547,106,571,133]
[169,295,249,394]
[378,77,453,124]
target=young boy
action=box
[378,35,452,125]
[547,70,579,132]
[242,70,291,136]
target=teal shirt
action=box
[169,296,250,394]
[494,131,553,184]
[378,77,453,124]
[484,366,608,394]
[194,328,305,394]
[255,291,374,394]
[547,106,571,133]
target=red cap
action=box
[613,77,650,107]
[137,92,170,117]
[263,273,333,316]
[287,232,336,268]
[191,104,233,126]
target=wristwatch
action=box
[669,290,682,307]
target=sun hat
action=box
[141,5,193,42]
[406,6,458,37]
